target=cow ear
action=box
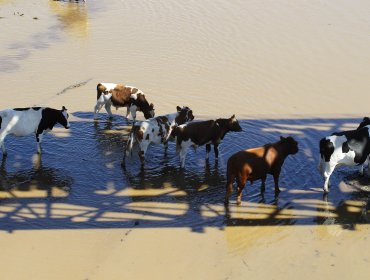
[231,114,235,119]
[150,103,154,108]
[280,136,285,141]
[177,106,181,112]
[62,106,66,111]
[364,117,370,121]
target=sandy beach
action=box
[0,1,369,279]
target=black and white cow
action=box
[124,106,194,167]
[319,117,370,193]
[0,106,70,156]
[174,115,242,168]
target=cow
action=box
[174,115,242,168]
[0,106,70,156]
[93,83,155,121]
[319,117,370,193]
[124,106,194,167]
[224,136,299,205]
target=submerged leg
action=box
[104,103,113,118]
[236,176,247,205]
[94,100,105,119]
[206,144,211,160]
[214,143,219,159]
[36,133,44,154]
[180,146,188,168]
[323,163,336,193]
[0,133,7,156]
[260,176,266,193]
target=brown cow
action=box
[224,136,298,205]
[94,83,154,121]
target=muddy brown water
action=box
[0,113,368,232]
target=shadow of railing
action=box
[0,113,369,233]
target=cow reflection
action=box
[0,155,72,196]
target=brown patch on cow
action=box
[96,83,107,100]
[131,125,144,141]
[110,85,137,107]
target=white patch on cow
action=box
[62,110,70,128]
[179,139,195,168]
[100,83,117,91]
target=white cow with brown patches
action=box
[93,83,155,121]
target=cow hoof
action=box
[236,200,242,206]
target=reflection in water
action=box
[49,0,89,38]
[0,117,369,232]
[0,155,72,197]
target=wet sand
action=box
[0,1,369,279]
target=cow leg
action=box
[139,140,149,168]
[94,100,105,119]
[260,176,267,193]
[179,145,189,168]
[164,142,168,156]
[36,133,44,154]
[104,102,113,119]
[236,176,247,205]
[224,172,235,205]
[129,106,137,122]
[0,132,7,156]
[273,170,281,193]
[359,156,369,176]
[205,144,211,160]
[125,106,130,118]
[322,163,335,193]
[213,143,219,160]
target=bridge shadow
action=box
[0,113,369,233]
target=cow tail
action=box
[97,83,103,100]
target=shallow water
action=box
[0,114,368,232]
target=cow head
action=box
[357,117,370,129]
[228,115,242,132]
[280,136,299,155]
[176,106,194,125]
[59,106,70,129]
[135,93,155,119]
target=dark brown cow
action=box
[94,83,154,121]
[174,115,242,167]
[224,136,298,205]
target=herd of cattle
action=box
[0,82,369,204]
